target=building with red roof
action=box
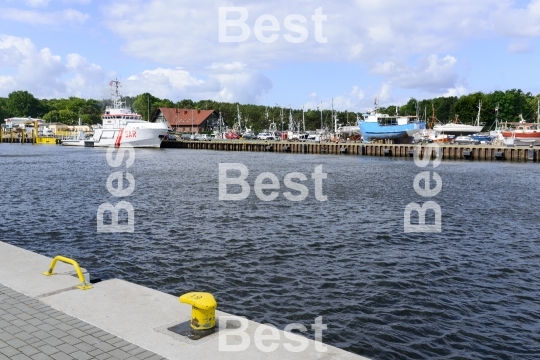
[152,108,219,133]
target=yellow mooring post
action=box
[179,292,217,331]
[11,129,14,143]
[42,255,93,290]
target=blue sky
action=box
[1,0,539,111]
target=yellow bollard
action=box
[179,292,217,330]
[42,255,93,290]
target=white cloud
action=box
[443,86,468,97]
[303,86,366,112]
[0,33,271,103]
[63,0,92,4]
[124,65,272,104]
[99,0,540,98]
[207,62,247,71]
[24,0,50,7]
[0,35,105,98]
[373,55,460,93]
[378,83,393,103]
[508,40,533,53]
[100,0,511,66]
[0,7,89,25]
[490,0,540,37]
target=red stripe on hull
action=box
[115,128,124,147]
[502,131,540,139]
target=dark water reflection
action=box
[1,144,539,359]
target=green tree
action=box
[0,97,10,122]
[132,93,160,120]
[43,109,78,125]
[178,99,195,108]
[42,110,60,123]
[453,92,484,125]
[527,95,540,122]
[6,91,42,117]
[486,89,534,123]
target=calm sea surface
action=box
[1,143,539,359]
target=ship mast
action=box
[289,107,294,131]
[110,79,123,109]
[494,103,499,130]
[236,104,242,133]
[320,101,323,132]
[475,100,482,126]
[429,103,435,129]
[332,98,338,134]
[537,97,540,124]
[302,106,305,133]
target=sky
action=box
[0,0,539,112]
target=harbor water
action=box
[1,144,539,360]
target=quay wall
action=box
[2,137,538,162]
[1,136,61,144]
[162,140,540,162]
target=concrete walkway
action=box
[0,241,367,360]
[0,283,165,360]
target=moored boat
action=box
[358,99,425,143]
[501,100,540,146]
[433,100,484,135]
[62,80,169,148]
[433,122,484,136]
[501,122,540,146]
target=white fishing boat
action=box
[62,80,169,147]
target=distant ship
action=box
[358,99,425,143]
[501,100,540,146]
[62,80,169,147]
[433,100,484,135]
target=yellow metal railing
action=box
[42,256,93,290]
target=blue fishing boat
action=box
[358,101,425,143]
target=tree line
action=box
[1,89,539,132]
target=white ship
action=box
[432,122,484,135]
[62,80,169,147]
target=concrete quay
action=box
[0,241,367,360]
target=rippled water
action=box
[1,143,539,359]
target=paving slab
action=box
[0,283,165,360]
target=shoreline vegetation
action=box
[1,89,539,134]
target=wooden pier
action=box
[2,137,538,162]
[162,140,540,162]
